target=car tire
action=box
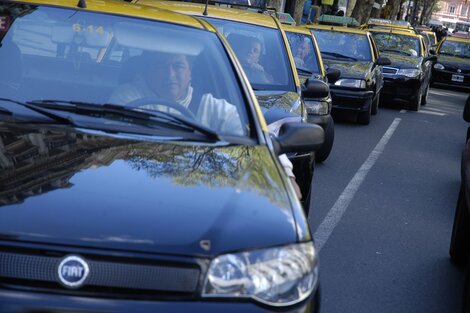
[371,93,379,116]
[315,118,334,163]
[407,87,422,111]
[421,85,429,106]
[357,103,371,125]
[450,184,470,266]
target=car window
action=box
[204,17,295,92]
[312,30,372,61]
[285,31,321,74]
[0,4,250,137]
[439,40,470,58]
[371,32,421,57]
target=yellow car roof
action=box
[282,24,311,35]
[13,0,207,30]
[136,0,279,29]
[368,27,421,38]
[306,23,368,35]
[444,36,470,43]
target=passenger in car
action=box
[227,35,273,84]
[109,52,244,135]
[293,37,311,69]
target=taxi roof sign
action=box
[277,12,295,25]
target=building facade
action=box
[432,0,470,31]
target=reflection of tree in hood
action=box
[127,145,288,207]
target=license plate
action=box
[452,74,464,82]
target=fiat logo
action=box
[58,255,89,288]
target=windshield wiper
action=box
[321,52,357,61]
[382,49,412,56]
[297,68,313,76]
[25,100,221,141]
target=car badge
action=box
[58,255,89,288]
[458,69,462,73]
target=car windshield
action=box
[371,32,421,57]
[439,40,470,58]
[312,30,372,61]
[204,17,295,91]
[0,3,250,137]
[285,31,321,75]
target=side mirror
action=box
[302,79,330,99]
[376,57,391,66]
[273,122,325,154]
[325,68,341,83]
[463,95,470,123]
[426,55,438,62]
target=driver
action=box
[109,52,244,135]
[110,51,302,200]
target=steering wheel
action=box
[125,96,196,120]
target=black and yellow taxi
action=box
[0,0,324,312]
[431,36,470,89]
[135,0,327,211]
[283,23,335,162]
[369,28,436,111]
[306,24,390,125]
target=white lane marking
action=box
[423,107,448,113]
[314,118,402,252]
[400,109,407,113]
[418,110,445,116]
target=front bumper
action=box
[432,69,470,88]
[381,76,421,100]
[329,87,373,112]
[0,288,320,313]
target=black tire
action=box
[406,87,422,111]
[315,118,334,163]
[463,258,470,313]
[357,103,371,125]
[450,185,470,266]
[371,93,379,115]
[421,85,429,106]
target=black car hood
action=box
[322,60,372,79]
[255,90,304,124]
[0,123,300,257]
[381,52,421,68]
[436,55,470,70]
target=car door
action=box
[420,36,432,87]
[368,33,383,96]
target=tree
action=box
[370,0,385,18]
[351,0,375,24]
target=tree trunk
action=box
[421,0,437,24]
[388,0,402,20]
[351,0,375,24]
[293,0,306,23]
[370,0,385,18]
[346,0,357,16]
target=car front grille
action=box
[0,247,202,299]
[382,67,399,75]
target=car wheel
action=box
[357,103,371,125]
[450,184,470,266]
[315,118,334,163]
[406,87,422,111]
[371,93,379,116]
[421,85,429,106]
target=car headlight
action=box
[397,68,420,78]
[334,79,366,89]
[305,99,331,115]
[433,63,445,70]
[202,242,319,307]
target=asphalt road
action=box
[308,87,470,313]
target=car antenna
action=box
[77,0,86,8]
[203,0,209,16]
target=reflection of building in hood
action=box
[0,126,125,205]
